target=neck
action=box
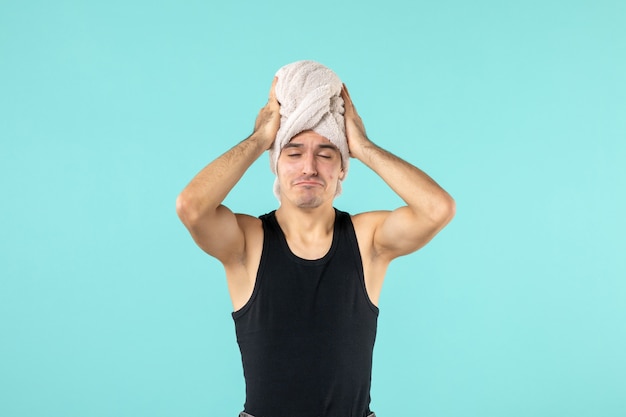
[274,204,336,257]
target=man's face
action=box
[276,130,344,209]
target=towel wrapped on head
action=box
[270,60,349,199]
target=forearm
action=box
[355,139,455,224]
[176,132,269,223]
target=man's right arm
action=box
[176,78,280,264]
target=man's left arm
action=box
[342,85,456,260]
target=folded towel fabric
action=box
[270,60,349,199]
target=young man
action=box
[176,61,455,417]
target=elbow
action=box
[176,192,200,227]
[432,193,456,227]
[444,195,456,223]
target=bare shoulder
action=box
[223,213,263,276]
[230,213,265,274]
[234,213,264,257]
[351,210,390,230]
[225,213,264,311]
[350,211,395,305]
[350,211,391,255]
[235,212,263,231]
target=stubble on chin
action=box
[296,196,323,209]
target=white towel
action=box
[270,60,349,199]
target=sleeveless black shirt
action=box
[232,209,379,417]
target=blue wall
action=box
[1,1,624,416]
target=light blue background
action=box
[1,0,624,416]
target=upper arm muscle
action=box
[376,206,448,258]
[356,208,446,262]
[185,205,248,263]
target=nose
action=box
[301,152,317,176]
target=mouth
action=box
[294,180,324,187]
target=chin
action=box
[283,186,335,209]
[295,197,324,209]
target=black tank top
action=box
[232,209,379,417]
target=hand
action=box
[253,77,281,149]
[341,84,371,159]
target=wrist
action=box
[249,131,275,151]
[350,136,375,161]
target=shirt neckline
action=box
[269,208,340,265]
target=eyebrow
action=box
[283,143,339,151]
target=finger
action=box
[341,84,354,114]
[343,83,354,101]
[269,76,278,101]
